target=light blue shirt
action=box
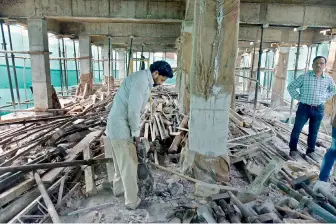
[106,69,154,140]
[287,71,336,105]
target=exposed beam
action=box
[60,22,181,37]
[185,1,336,28]
[91,36,178,46]
[0,0,185,20]
[240,3,336,28]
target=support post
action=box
[0,20,16,109]
[27,18,53,110]
[58,39,64,95]
[61,38,68,94]
[288,30,302,124]
[181,0,239,183]
[7,24,21,108]
[97,46,101,81]
[78,35,93,98]
[102,37,114,89]
[127,37,133,76]
[271,47,290,108]
[73,39,79,84]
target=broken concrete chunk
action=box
[194,182,220,197]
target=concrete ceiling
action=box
[241,0,336,5]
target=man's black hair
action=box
[313,56,327,64]
[150,60,173,78]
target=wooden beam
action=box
[0,178,35,207]
[83,142,97,196]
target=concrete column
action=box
[181,0,239,183]
[102,38,112,78]
[27,18,52,110]
[117,49,126,79]
[78,35,93,96]
[79,35,92,76]
[271,47,290,107]
[325,37,336,117]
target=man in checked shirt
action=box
[287,56,336,161]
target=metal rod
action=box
[253,25,264,111]
[23,58,27,101]
[0,21,16,109]
[62,38,68,94]
[58,39,64,95]
[250,43,256,79]
[97,46,100,81]
[266,50,271,99]
[7,25,21,108]
[0,158,112,174]
[288,30,302,125]
[108,36,111,92]
[114,50,117,78]
[127,37,133,76]
[305,45,313,73]
[73,40,79,84]
[235,74,257,82]
[135,52,138,71]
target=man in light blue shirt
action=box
[106,61,173,209]
[287,56,336,161]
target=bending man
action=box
[106,61,173,209]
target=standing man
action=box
[106,61,173,210]
[287,56,336,161]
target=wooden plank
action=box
[154,114,165,140]
[42,131,101,184]
[83,141,97,196]
[0,178,35,207]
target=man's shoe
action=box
[289,150,300,160]
[125,197,141,210]
[313,180,331,193]
[306,152,320,162]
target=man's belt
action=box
[301,103,324,108]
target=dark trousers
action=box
[289,103,324,153]
[319,127,336,181]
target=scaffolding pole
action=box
[7,25,21,108]
[62,38,69,94]
[0,20,16,109]
[97,46,101,81]
[73,40,79,84]
[127,37,133,76]
[108,36,111,93]
[253,25,265,111]
[288,30,302,124]
[58,39,64,96]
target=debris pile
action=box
[0,89,115,223]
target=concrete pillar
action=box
[79,35,92,76]
[117,49,126,79]
[27,18,52,110]
[325,37,336,117]
[271,47,290,107]
[101,38,114,88]
[181,0,239,183]
[78,35,93,96]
